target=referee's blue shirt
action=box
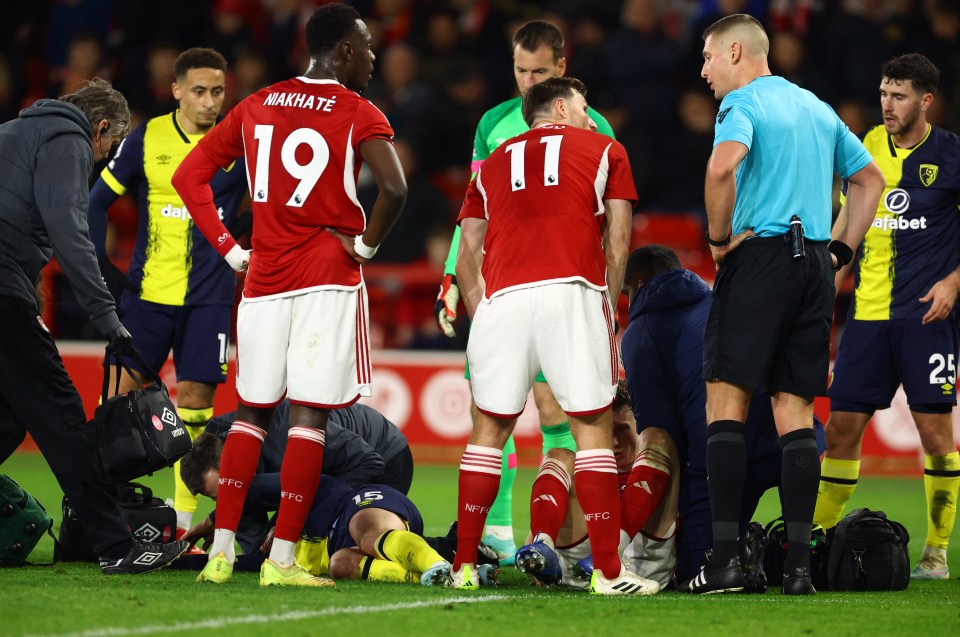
[713,76,872,241]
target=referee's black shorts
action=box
[702,236,834,397]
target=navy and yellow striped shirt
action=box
[100,110,247,306]
[844,124,960,320]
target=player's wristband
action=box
[828,240,854,270]
[705,232,731,247]
[354,235,378,259]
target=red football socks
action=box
[214,421,266,532]
[620,447,671,539]
[575,449,622,579]
[529,457,572,542]
[274,426,326,542]
[453,444,502,570]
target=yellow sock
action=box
[295,537,330,576]
[814,457,861,528]
[357,556,419,583]
[924,452,960,550]
[374,529,446,573]
[173,408,212,514]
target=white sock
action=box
[483,525,514,541]
[175,510,193,532]
[269,539,297,568]
[618,529,632,556]
[533,532,556,550]
[210,529,236,562]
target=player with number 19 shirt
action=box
[172,4,406,589]
[177,76,394,406]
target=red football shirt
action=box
[457,124,637,299]
[173,77,394,298]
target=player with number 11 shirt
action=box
[450,78,657,595]
[172,4,406,588]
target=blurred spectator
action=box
[566,10,618,109]
[415,8,475,87]
[51,31,108,97]
[121,42,179,120]
[818,0,911,105]
[207,0,265,64]
[913,0,960,130]
[357,140,453,264]
[605,0,684,125]
[646,85,716,213]
[416,65,485,175]
[768,30,824,96]
[365,42,435,141]
[835,100,871,136]
[266,0,309,80]
[227,48,269,106]
[372,0,414,46]
[0,56,17,123]
[45,0,109,71]
[6,0,955,346]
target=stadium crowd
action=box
[0,0,957,597]
[6,0,960,344]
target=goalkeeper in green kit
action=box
[434,20,617,565]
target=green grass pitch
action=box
[1,453,958,637]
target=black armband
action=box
[828,240,854,270]
[705,232,731,247]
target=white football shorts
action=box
[235,286,371,407]
[467,282,618,417]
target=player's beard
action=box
[884,102,921,136]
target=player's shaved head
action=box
[702,14,769,58]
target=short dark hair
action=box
[702,13,766,42]
[612,380,631,414]
[522,76,587,127]
[174,47,227,80]
[625,245,682,290]
[179,432,222,496]
[513,20,564,62]
[305,3,363,58]
[881,53,940,95]
[59,78,130,139]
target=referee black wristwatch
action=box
[705,232,731,247]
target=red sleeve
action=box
[456,173,486,224]
[171,105,245,257]
[603,141,638,206]
[354,99,394,145]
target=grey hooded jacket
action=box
[0,99,120,334]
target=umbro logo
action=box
[132,551,163,566]
[161,407,177,427]
[717,108,732,124]
[134,523,161,542]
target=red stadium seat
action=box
[631,212,715,284]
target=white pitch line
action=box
[25,595,510,637]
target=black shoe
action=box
[739,522,768,593]
[100,539,189,575]
[782,566,816,595]
[680,551,747,594]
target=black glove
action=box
[106,325,140,358]
[97,255,134,305]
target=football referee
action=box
[683,15,885,595]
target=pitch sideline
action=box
[26,595,513,637]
